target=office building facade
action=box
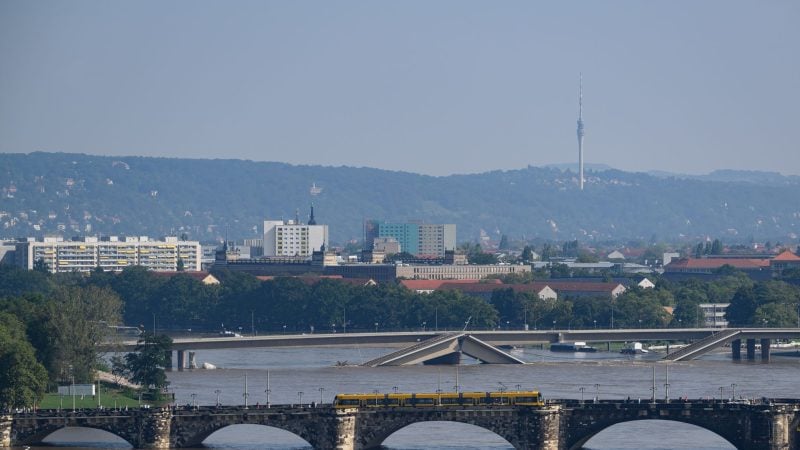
[367,220,456,258]
[263,220,328,257]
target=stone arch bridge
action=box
[3,399,799,449]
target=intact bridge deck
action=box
[110,328,800,352]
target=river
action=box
[34,345,800,450]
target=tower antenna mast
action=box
[577,73,585,190]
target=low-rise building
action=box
[395,263,531,280]
[699,303,729,328]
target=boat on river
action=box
[550,341,597,353]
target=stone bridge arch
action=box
[13,423,137,448]
[566,418,737,450]
[562,403,768,450]
[354,407,560,450]
[169,409,337,448]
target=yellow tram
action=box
[333,390,544,408]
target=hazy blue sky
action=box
[1,1,798,175]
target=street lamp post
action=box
[375,322,379,333]
[319,387,325,405]
[214,389,221,407]
[593,320,597,329]
[719,386,725,402]
[594,384,600,403]
[297,391,304,406]
[191,393,197,408]
[524,306,528,331]
[552,320,556,331]
[393,386,398,393]
[422,321,427,332]
[243,372,249,409]
[731,383,737,400]
[283,325,287,334]
[71,369,76,412]
[611,301,614,329]
[579,387,585,403]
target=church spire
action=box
[308,203,317,225]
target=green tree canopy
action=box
[125,332,172,393]
[0,312,48,409]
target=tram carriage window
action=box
[336,399,361,407]
[439,397,461,405]
[413,398,436,406]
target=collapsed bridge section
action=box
[361,333,526,366]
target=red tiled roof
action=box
[773,250,800,261]
[150,271,216,282]
[542,281,625,293]
[438,282,548,294]
[438,281,622,294]
[400,279,492,291]
[666,258,770,270]
[255,275,375,286]
[256,275,342,283]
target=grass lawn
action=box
[38,388,143,410]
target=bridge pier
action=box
[177,350,186,371]
[731,339,741,360]
[747,339,757,360]
[761,338,771,361]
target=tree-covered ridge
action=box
[1,151,799,243]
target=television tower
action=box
[576,73,585,190]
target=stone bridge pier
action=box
[351,406,561,450]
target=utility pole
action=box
[651,366,656,404]
[664,364,670,403]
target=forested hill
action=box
[1,152,799,244]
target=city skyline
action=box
[1,1,798,176]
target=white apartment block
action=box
[15,236,201,273]
[263,220,328,257]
